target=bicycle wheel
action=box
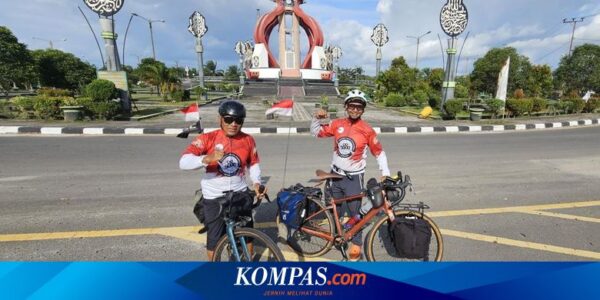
[212,228,285,262]
[277,197,335,257]
[365,210,443,261]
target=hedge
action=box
[384,93,407,107]
[444,99,464,118]
[506,99,533,116]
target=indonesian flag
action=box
[265,99,293,117]
[181,103,200,122]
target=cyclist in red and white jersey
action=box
[179,100,266,260]
[311,89,390,261]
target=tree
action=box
[204,60,217,76]
[526,64,553,98]
[31,49,96,90]
[376,56,417,97]
[426,68,445,92]
[554,44,600,94]
[136,58,179,96]
[224,65,240,81]
[0,26,37,93]
[338,67,364,83]
[470,47,532,96]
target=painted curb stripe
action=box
[2,118,600,136]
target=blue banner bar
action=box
[0,262,598,299]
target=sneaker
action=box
[198,226,208,234]
[348,243,362,261]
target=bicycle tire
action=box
[277,197,335,257]
[364,210,443,262]
[212,228,285,262]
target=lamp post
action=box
[371,24,389,78]
[188,11,208,100]
[32,37,67,49]
[132,13,165,60]
[407,30,431,69]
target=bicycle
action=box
[211,187,286,262]
[278,170,443,261]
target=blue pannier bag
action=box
[277,188,307,229]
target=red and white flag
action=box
[265,99,293,117]
[181,103,200,122]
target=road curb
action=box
[1,118,599,136]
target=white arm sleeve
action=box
[310,118,322,137]
[179,154,207,170]
[249,164,261,185]
[376,151,391,177]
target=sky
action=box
[1,0,599,76]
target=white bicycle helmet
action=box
[344,89,367,106]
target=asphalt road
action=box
[1,127,599,261]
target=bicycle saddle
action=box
[314,169,344,180]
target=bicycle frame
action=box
[300,193,396,244]
[225,218,251,261]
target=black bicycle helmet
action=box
[218,100,246,118]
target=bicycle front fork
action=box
[226,222,250,261]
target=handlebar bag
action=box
[389,217,432,259]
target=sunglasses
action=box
[346,105,365,111]
[222,115,244,125]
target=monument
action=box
[247,0,332,81]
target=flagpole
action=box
[281,96,293,189]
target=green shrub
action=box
[77,97,120,120]
[38,88,74,97]
[428,94,441,109]
[563,98,585,113]
[33,96,67,120]
[531,98,548,112]
[384,93,406,107]
[11,96,36,118]
[205,83,215,91]
[506,99,533,116]
[170,90,185,102]
[485,99,505,118]
[585,98,600,112]
[412,90,429,107]
[85,79,118,102]
[338,86,351,96]
[557,100,574,113]
[0,100,15,118]
[444,99,465,118]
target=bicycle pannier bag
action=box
[277,190,307,229]
[389,217,432,259]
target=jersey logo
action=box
[336,137,356,158]
[218,153,241,177]
[337,127,345,134]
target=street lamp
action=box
[407,30,431,70]
[32,37,67,49]
[132,13,165,60]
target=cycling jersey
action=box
[180,129,261,199]
[311,117,390,176]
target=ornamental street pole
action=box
[332,46,342,88]
[83,0,131,113]
[188,11,208,101]
[235,41,246,86]
[371,24,389,78]
[439,0,468,115]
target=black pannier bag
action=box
[389,217,432,259]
